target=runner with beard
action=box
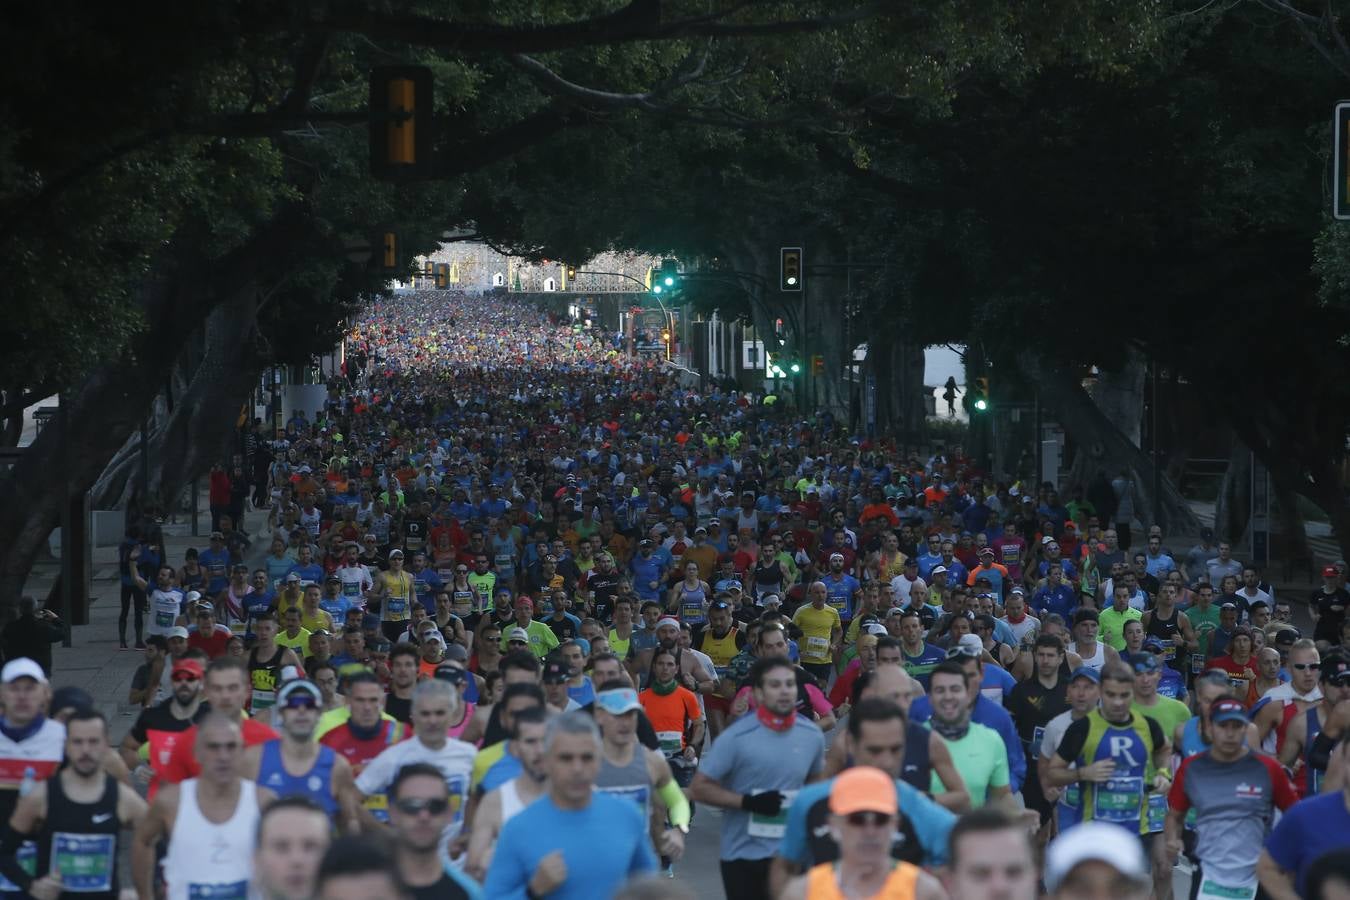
[0,711,147,900]
[925,662,1013,810]
[1004,634,1070,835]
[730,623,837,732]
[693,600,745,738]
[120,656,205,799]
[691,656,826,900]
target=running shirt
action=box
[803,861,919,900]
[37,774,121,900]
[127,702,197,800]
[780,776,953,869]
[1040,710,1084,829]
[1056,710,1166,835]
[595,748,652,823]
[0,718,65,894]
[354,737,475,839]
[675,583,707,625]
[247,646,287,711]
[1169,751,1298,891]
[335,564,373,606]
[793,605,841,666]
[901,643,946,691]
[162,779,259,900]
[637,686,701,757]
[1144,606,1183,661]
[379,571,415,623]
[696,627,742,679]
[927,723,1010,808]
[256,740,339,816]
[319,719,408,820]
[146,589,185,637]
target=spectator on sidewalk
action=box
[0,596,65,675]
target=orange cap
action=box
[829,766,897,816]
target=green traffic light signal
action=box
[790,362,801,373]
[663,276,675,287]
[974,398,988,411]
[652,285,662,294]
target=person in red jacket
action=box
[157,656,278,785]
[208,463,232,533]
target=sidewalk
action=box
[27,490,266,742]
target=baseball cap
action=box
[1,658,46,684]
[1069,665,1102,684]
[506,626,530,644]
[277,679,323,708]
[1142,638,1165,653]
[949,634,983,658]
[444,643,469,663]
[978,546,994,556]
[166,625,190,640]
[1041,535,1054,545]
[541,659,569,684]
[1324,565,1339,578]
[284,572,302,583]
[1128,652,1160,673]
[1322,653,1350,685]
[210,530,225,540]
[1274,628,1300,646]
[863,623,889,637]
[709,600,732,612]
[829,766,897,816]
[725,581,744,592]
[930,565,946,576]
[1045,822,1150,892]
[433,663,466,686]
[760,593,782,607]
[694,526,708,535]
[172,658,205,679]
[595,687,642,715]
[1210,697,1248,725]
[324,573,340,583]
[49,686,94,715]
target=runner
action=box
[0,658,68,896]
[1042,821,1152,900]
[464,708,549,881]
[944,807,1039,900]
[693,599,744,738]
[0,710,147,900]
[773,698,955,894]
[483,712,657,898]
[592,684,689,862]
[1258,734,1350,898]
[1005,634,1070,837]
[778,766,947,900]
[1165,698,1299,900]
[250,797,331,900]
[158,657,279,784]
[924,661,1013,809]
[371,549,415,642]
[638,647,704,776]
[318,671,407,822]
[690,656,827,900]
[1045,662,1171,898]
[1278,650,1349,796]
[247,612,304,712]
[386,764,484,900]
[242,680,361,831]
[120,656,205,799]
[793,582,843,685]
[353,680,475,840]
[131,713,272,900]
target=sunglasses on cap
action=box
[281,693,319,710]
[945,645,981,659]
[392,797,450,816]
[844,811,893,828]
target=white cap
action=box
[863,623,889,636]
[166,625,190,640]
[185,591,202,605]
[957,633,984,654]
[0,658,46,684]
[1044,822,1150,892]
[506,626,530,643]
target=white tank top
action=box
[163,779,258,900]
[499,779,526,823]
[1079,640,1107,671]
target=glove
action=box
[741,791,785,817]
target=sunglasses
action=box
[282,695,319,710]
[393,797,450,816]
[1292,662,1322,671]
[844,811,893,828]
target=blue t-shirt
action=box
[698,710,825,861]
[779,776,954,868]
[1033,584,1078,622]
[909,693,1026,792]
[411,568,444,614]
[630,555,668,602]
[484,793,656,900]
[821,574,861,620]
[1265,791,1350,896]
[979,664,1018,705]
[198,548,232,595]
[286,562,325,589]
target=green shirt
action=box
[1133,697,1190,749]
[500,619,560,658]
[1188,603,1221,658]
[929,721,1010,807]
[1100,606,1143,651]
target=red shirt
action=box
[1210,654,1257,693]
[159,716,279,784]
[320,720,408,778]
[188,626,233,659]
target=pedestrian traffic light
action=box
[781,247,802,292]
[435,263,449,289]
[967,376,990,413]
[369,66,434,181]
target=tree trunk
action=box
[1213,441,1252,545]
[0,209,306,619]
[1018,351,1199,535]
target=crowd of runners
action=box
[3,290,1350,900]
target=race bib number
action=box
[0,841,36,892]
[363,792,390,823]
[51,832,115,892]
[155,609,176,628]
[747,789,797,839]
[188,881,249,900]
[1195,876,1257,900]
[384,598,409,620]
[657,730,684,756]
[1093,776,1143,825]
[1146,791,1168,834]
[342,581,361,597]
[805,635,830,658]
[452,592,474,617]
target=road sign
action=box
[1335,102,1350,219]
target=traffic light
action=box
[369,66,434,181]
[967,376,991,413]
[423,261,433,276]
[380,232,398,271]
[435,263,449,289]
[652,258,680,295]
[811,354,825,375]
[780,247,802,292]
[1336,102,1350,219]
[566,265,577,279]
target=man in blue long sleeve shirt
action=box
[484,712,657,899]
[907,648,1027,792]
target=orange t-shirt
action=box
[638,686,701,756]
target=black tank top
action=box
[1145,606,1181,643]
[37,774,120,900]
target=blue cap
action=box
[1128,652,1160,673]
[1210,698,1248,725]
[1069,666,1101,684]
[594,687,641,715]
